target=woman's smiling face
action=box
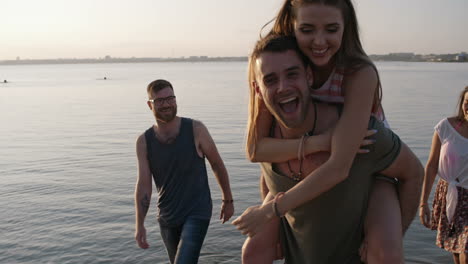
[294,3,344,69]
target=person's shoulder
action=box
[343,64,378,90]
[435,117,450,130]
[346,64,377,79]
[447,116,458,126]
[191,119,210,137]
[445,116,461,133]
[138,124,156,144]
[136,132,147,147]
[181,117,200,126]
[135,132,149,158]
[190,118,204,129]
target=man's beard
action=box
[155,106,177,123]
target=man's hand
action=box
[359,237,368,263]
[135,225,149,249]
[232,202,274,237]
[220,201,234,224]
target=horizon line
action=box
[2,51,467,62]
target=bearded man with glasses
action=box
[134,79,234,263]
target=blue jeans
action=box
[159,216,210,264]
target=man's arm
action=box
[134,134,153,249]
[380,142,424,234]
[194,120,234,223]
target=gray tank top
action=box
[145,117,212,227]
[263,116,401,264]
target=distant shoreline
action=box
[0,57,248,66]
[0,53,466,66]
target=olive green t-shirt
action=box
[261,117,401,264]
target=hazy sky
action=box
[1,0,467,60]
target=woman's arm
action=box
[275,66,377,213]
[249,94,373,163]
[248,101,311,162]
[252,137,326,162]
[419,131,441,227]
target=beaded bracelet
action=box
[222,199,234,203]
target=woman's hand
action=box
[419,204,431,228]
[232,202,275,237]
[358,129,378,153]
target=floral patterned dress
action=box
[430,118,468,253]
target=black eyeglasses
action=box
[148,96,176,106]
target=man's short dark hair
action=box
[250,34,309,68]
[147,79,173,94]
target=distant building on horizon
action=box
[455,52,466,62]
[189,56,208,60]
[388,52,415,60]
[389,52,415,57]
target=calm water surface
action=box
[1,61,467,263]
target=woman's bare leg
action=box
[364,180,403,264]
[458,252,467,264]
[242,216,280,264]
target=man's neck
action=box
[278,102,338,139]
[279,102,318,139]
[154,116,181,143]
